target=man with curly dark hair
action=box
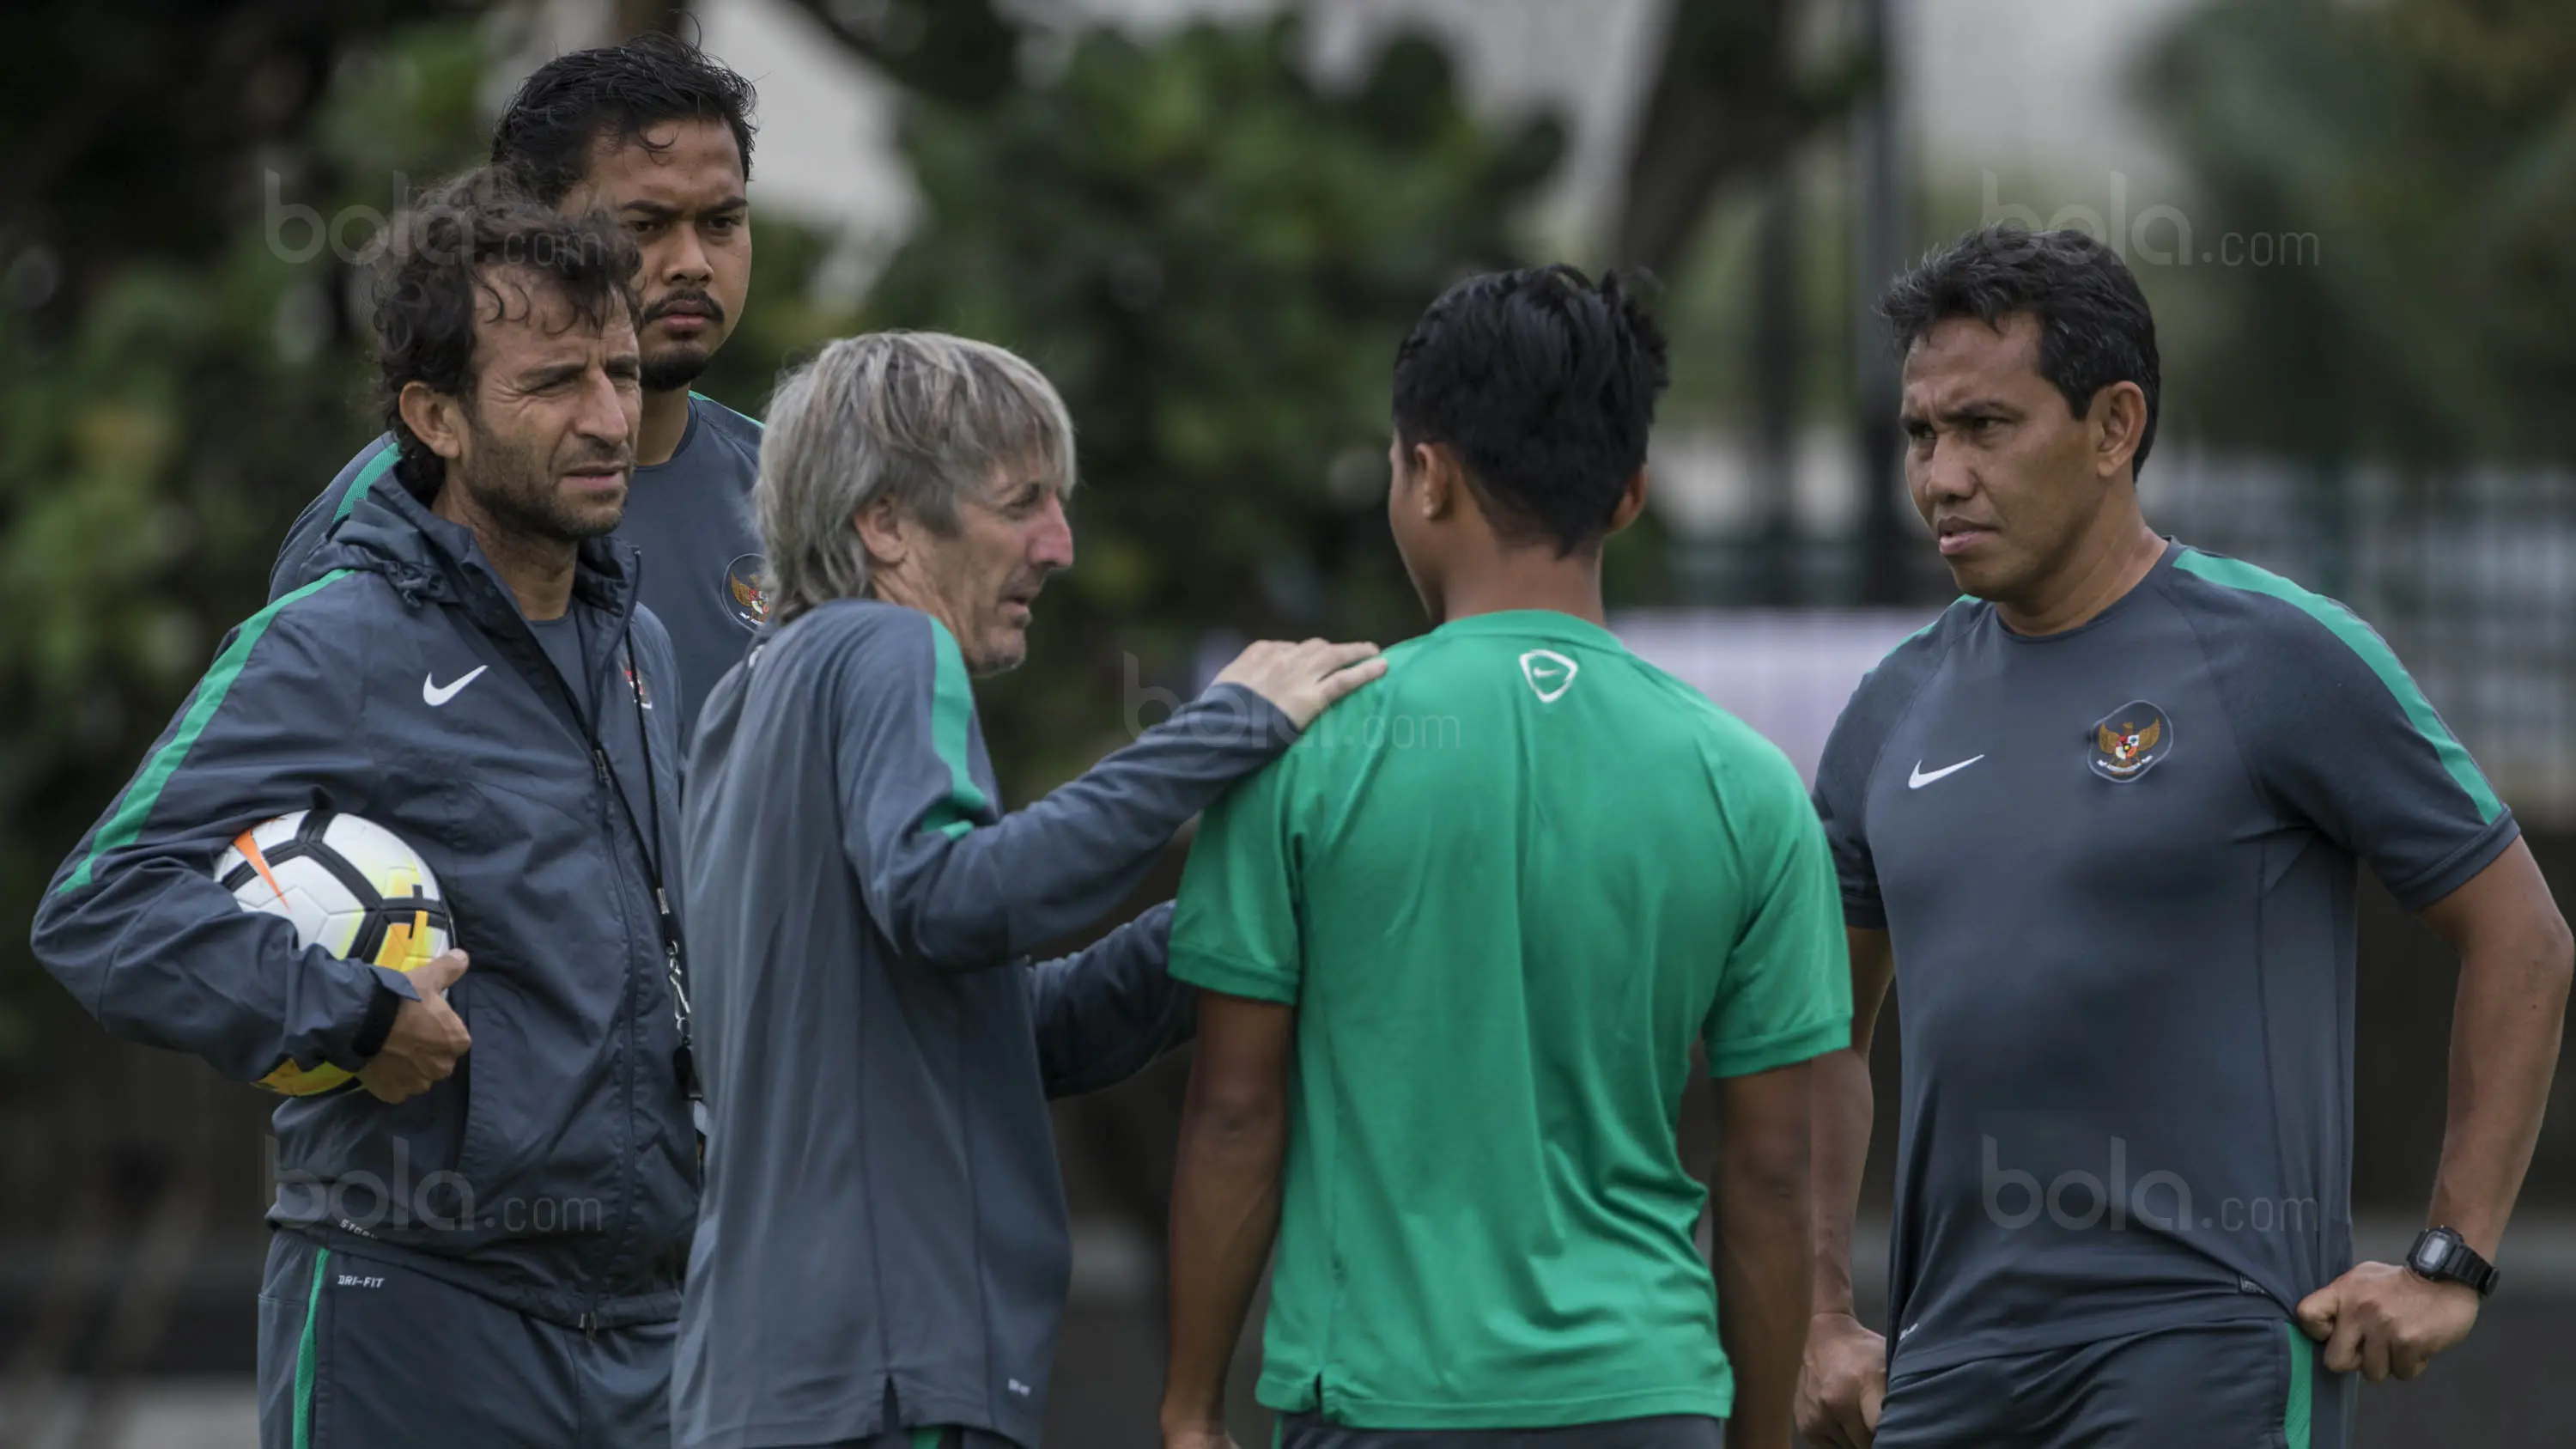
[270,32,766,736]
[36,172,702,1447]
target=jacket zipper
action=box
[488,571,651,1335]
[580,726,644,1334]
[376,528,665,1334]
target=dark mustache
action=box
[644,289,726,325]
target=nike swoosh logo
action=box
[422,667,489,707]
[1519,649,1579,703]
[1908,754,1984,788]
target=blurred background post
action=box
[3,2,2571,1444]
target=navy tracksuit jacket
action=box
[33,471,699,1331]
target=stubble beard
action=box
[462,418,623,546]
[641,340,713,394]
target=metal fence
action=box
[2153,452,2576,825]
[1668,447,2576,824]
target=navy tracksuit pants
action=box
[256,1230,673,1448]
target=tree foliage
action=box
[0,16,485,1057]
[0,9,1569,1047]
[2143,0,2576,463]
[857,16,1564,795]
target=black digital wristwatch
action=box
[2406,1226,2500,1298]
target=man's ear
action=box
[853,495,908,571]
[2090,381,2148,483]
[1413,441,1461,521]
[1607,466,1650,536]
[398,381,469,463]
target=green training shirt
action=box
[1171,609,1852,1430]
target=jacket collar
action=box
[306,462,643,632]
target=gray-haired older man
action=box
[672,332,1383,1449]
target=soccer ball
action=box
[215,808,455,1096]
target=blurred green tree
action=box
[0,5,1569,1053]
[2143,0,2576,464]
[852,15,1564,797]
[0,14,482,1059]
[0,8,873,1059]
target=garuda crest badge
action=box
[2089,701,2172,782]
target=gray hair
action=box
[756,331,1078,627]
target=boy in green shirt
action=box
[1159,266,1851,1449]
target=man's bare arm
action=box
[1796,926,1897,1448]
[1714,1058,1819,1449]
[1160,991,1296,1449]
[2298,839,2572,1382]
[1813,928,1896,1315]
[2419,838,2573,1257]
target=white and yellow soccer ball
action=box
[215,809,455,1096]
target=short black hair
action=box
[489,32,757,206]
[374,171,643,497]
[1880,225,2163,478]
[1391,265,1670,556]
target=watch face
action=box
[2415,1233,2453,1273]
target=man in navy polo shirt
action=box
[1797,227,2572,1448]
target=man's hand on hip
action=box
[1797,1309,1886,1448]
[2298,1260,2481,1382]
[1214,638,1385,730]
[357,949,472,1104]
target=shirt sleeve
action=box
[1026,901,1194,1097]
[1705,748,1855,1077]
[1813,611,1958,930]
[2202,585,2518,913]
[1814,673,1893,931]
[830,609,1296,970]
[1167,750,1304,1005]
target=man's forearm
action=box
[2427,927,2572,1256]
[1809,1045,1874,1316]
[1717,1144,1814,1447]
[1714,1059,1819,1449]
[1161,1087,1285,1431]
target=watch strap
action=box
[2411,1227,2500,1297]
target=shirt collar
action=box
[1427,608,1625,649]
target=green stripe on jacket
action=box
[58,569,355,892]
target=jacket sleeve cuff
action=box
[333,968,419,1070]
